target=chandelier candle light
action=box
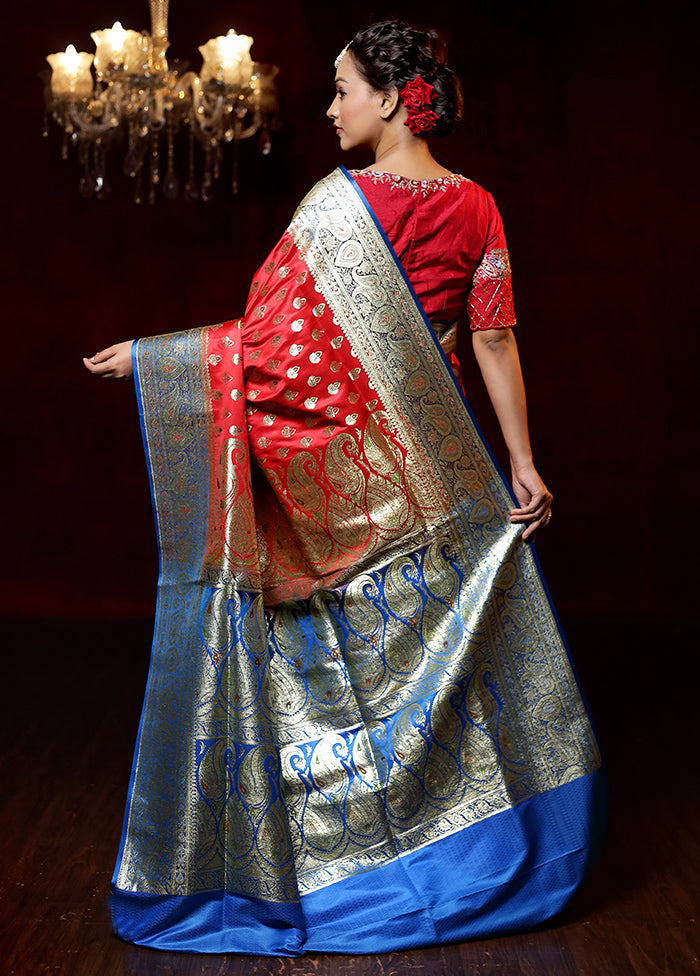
[44,0,279,202]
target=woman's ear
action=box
[379,88,400,119]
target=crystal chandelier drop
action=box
[44,0,279,203]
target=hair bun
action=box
[348,20,463,137]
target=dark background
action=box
[2,0,697,629]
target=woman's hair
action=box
[346,20,463,137]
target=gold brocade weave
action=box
[117,169,601,905]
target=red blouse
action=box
[350,169,516,332]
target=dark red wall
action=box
[3,0,696,621]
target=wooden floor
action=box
[1,616,698,976]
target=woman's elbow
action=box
[472,326,515,353]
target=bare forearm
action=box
[471,328,532,469]
[471,327,552,538]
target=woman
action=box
[85,21,605,957]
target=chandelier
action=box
[44,0,279,202]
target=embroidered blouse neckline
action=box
[350,168,470,196]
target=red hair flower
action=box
[399,75,439,135]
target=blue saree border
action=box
[110,884,306,956]
[110,341,162,881]
[113,334,215,891]
[302,768,607,953]
[109,769,605,955]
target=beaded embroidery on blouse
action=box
[349,169,471,198]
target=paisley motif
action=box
[120,169,601,919]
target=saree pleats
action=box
[111,168,605,954]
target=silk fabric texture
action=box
[111,168,606,955]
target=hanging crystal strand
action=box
[211,140,222,181]
[100,142,112,198]
[162,115,179,199]
[134,169,145,204]
[133,110,149,202]
[93,138,112,199]
[183,122,199,202]
[201,141,213,202]
[223,104,235,145]
[148,130,160,204]
[232,102,244,196]
[258,119,272,156]
[232,134,239,196]
[78,139,93,197]
[61,128,71,162]
[123,120,142,178]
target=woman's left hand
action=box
[509,461,553,541]
[82,340,134,380]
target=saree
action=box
[111,167,606,955]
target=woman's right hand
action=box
[83,341,134,380]
[509,460,553,541]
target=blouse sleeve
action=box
[466,193,517,332]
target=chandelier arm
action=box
[68,102,118,137]
[192,88,225,132]
[235,116,263,141]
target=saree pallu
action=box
[112,167,606,955]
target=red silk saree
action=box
[111,167,606,955]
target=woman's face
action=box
[327,54,387,151]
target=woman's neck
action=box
[369,134,451,181]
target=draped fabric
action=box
[111,167,606,955]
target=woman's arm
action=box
[471,327,552,540]
[83,340,134,380]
